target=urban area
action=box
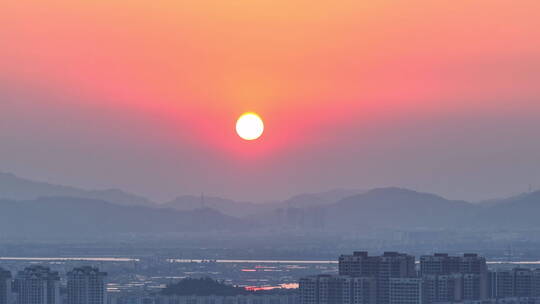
[2,251,540,304]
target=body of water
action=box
[0,257,139,262]
[2,257,540,265]
[169,259,540,265]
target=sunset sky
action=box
[1,0,539,202]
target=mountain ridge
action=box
[0,172,155,207]
[3,172,540,233]
[0,196,248,236]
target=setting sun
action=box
[236,113,264,141]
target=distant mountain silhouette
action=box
[243,189,364,227]
[296,187,540,230]
[312,187,477,230]
[163,195,259,217]
[471,190,540,229]
[0,197,247,236]
[280,188,365,208]
[0,172,155,207]
[163,189,364,217]
[4,171,540,233]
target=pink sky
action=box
[1,0,539,201]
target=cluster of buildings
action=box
[0,266,106,304]
[7,252,540,304]
[0,266,297,304]
[151,294,298,304]
[299,251,540,304]
[105,290,298,304]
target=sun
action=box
[236,112,264,140]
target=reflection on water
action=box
[168,259,540,265]
[245,283,299,291]
[168,259,337,264]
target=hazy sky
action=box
[1,0,539,202]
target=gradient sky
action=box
[1,0,539,202]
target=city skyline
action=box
[2,1,540,303]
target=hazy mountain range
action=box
[0,172,154,207]
[0,171,539,236]
[163,195,260,217]
[0,197,247,236]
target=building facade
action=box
[388,278,423,304]
[422,274,463,303]
[67,267,107,304]
[420,253,488,302]
[299,275,376,304]
[420,253,461,276]
[489,268,540,299]
[13,266,60,304]
[0,268,12,304]
[339,251,415,304]
[304,252,497,304]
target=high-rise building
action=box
[462,273,481,300]
[299,275,376,304]
[420,253,487,277]
[492,270,514,298]
[533,269,540,297]
[339,252,379,278]
[306,251,495,304]
[378,252,416,304]
[422,274,462,303]
[67,267,107,304]
[489,268,540,299]
[514,268,533,297]
[13,266,60,304]
[327,276,351,304]
[338,251,415,304]
[420,253,488,301]
[389,278,423,304]
[459,254,488,274]
[351,277,377,304]
[0,268,12,304]
[299,275,319,304]
[420,253,460,276]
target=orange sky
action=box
[1,0,539,200]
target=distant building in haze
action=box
[302,251,496,304]
[488,268,540,299]
[13,266,60,304]
[299,274,376,304]
[422,274,463,303]
[0,268,12,304]
[67,267,107,304]
[420,253,488,301]
[389,278,423,304]
[339,251,415,304]
[420,253,461,276]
